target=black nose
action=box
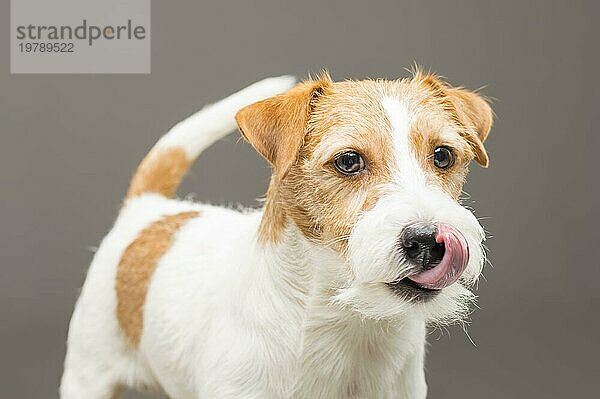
[400,224,445,269]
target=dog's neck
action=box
[257,223,425,397]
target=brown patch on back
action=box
[126,147,192,199]
[116,211,199,347]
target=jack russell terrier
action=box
[61,70,493,399]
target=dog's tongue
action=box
[407,224,469,290]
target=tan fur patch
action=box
[116,211,199,347]
[236,71,492,254]
[235,76,332,243]
[126,147,192,199]
[282,80,396,253]
[412,70,493,167]
[410,113,472,199]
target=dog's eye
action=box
[433,146,454,169]
[333,151,365,175]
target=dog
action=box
[61,70,492,399]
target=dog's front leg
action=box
[393,340,428,399]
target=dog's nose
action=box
[400,223,445,269]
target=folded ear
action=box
[447,87,493,167]
[235,78,331,175]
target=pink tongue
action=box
[407,223,469,290]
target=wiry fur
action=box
[61,71,492,399]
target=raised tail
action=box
[126,75,296,199]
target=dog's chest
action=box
[290,304,424,398]
[137,212,423,397]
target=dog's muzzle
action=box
[399,223,469,290]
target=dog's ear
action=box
[236,77,330,174]
[447,87,493,167]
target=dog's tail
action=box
[125,76,295,199]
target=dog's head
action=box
[236,71,492,323]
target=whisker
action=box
[461,322,478,347]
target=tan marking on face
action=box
[242,71,492,255]
[236,75,333,243]
[280,80,396,253]
[446,86,493,167]
[126,147,192,199]
[409,108,473,199]
[412,70,493,167]
[116,211,199,347]
[406,72,493,197]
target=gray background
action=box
[1,1,598,398]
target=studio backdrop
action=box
[1,1,598,398]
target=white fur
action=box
[382,97,427,190]
[61,82,486,399]
[340,96,486,323]
[155,75,296,158]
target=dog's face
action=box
[236,72,492,323]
